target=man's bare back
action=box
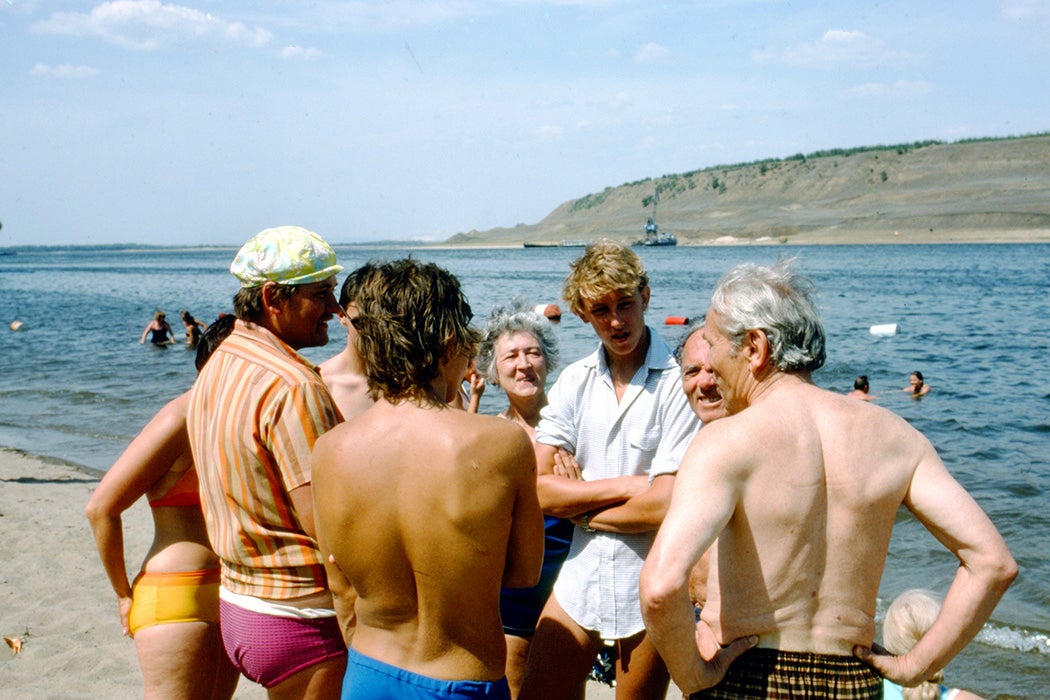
[315,401,543,681]
[641,261,1014,697]
[692,379,927,653]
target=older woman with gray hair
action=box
[476,299,574,698]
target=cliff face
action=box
[446,135,1050,245]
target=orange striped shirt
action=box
[188,320,342,599]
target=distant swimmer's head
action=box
[854,375,869,392]
[154,310,166,322]
[563,239,649,318]
[708,258,826,373]
[353,258,479,405]
[230,225,343,289]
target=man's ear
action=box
[640,285,651,312]
[261,282,283,315]
[742,329,771,372]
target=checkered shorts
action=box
[691,647,881,699]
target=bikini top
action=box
[147,466,201,508]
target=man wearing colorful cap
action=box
[188,226,348,698]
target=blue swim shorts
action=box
[342,646,510,700]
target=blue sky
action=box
[2,0,1048,246]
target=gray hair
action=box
[476,298,559,385]
[673,317,706,364]
[709,259,826,372]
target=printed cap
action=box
[230,226,343,287]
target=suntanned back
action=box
[700,381,933,654]
[313,400,543,681]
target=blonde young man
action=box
[312,259,544,700]
[519,240,699,700]
[188,226,348,699]
[640,260,1016,698]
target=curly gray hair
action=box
[476,298,559,385]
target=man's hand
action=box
[682,627,757,695]
[553,448,582,480]
[854,643,922,686]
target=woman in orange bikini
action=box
[87,317,238,700]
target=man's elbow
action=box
[991,551,1019,591]
[639,565,684,623]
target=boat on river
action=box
[633,187,677,247]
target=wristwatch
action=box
[580,512,597,533]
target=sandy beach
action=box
[0,448,638,699]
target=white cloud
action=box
[30,63,99,78]
[635,42,671,65]
[281,45,321,60]
[1002,0,1050,20]
[31,1,273,51]
[538,124,563,140]
[844,79,932,98]
[755,29,904,68]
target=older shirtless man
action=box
[312,258,544,700]
[640,260,1017,698]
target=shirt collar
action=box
[583,325,678,375]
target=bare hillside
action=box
[447,135,1050,246]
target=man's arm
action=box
[580,473,675,533]
[640,426,753,694]
[854,443,1017,684]
[534,442,648,518]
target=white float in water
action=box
[869,323,898,337]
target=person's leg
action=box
[134,621,225,700]
[519,596,601,700]
[504,634,531,699]
[614,630,670,700]
[267,655,347,700]
[210,637,241,700]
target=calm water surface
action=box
[0,243,1047,697]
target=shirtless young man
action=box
[640,260,1017,698]
[519,240,698,700]
[319,262,377,420]
[312,258,545,700]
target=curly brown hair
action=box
[353,258,479,404]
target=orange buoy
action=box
[533,304,563,321]
[664,316,689,325]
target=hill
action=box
[445,134,1050,246]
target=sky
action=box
[2,0,1048,246]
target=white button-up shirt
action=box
[535,327,699,638]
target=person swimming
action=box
[140,310,175,346]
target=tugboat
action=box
[634,189,677,247]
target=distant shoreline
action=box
[422,228,1050,249]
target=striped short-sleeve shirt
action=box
[188,321,342,600]
[535,327,699,638]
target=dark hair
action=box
[233,282,297,322]
[911,371,924,382]
[338,261,381,310]
[854,375,869,391]
[674,318,706,363]
[179,310,197,325]
[353,259,479,404]
[194,314,236,372]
